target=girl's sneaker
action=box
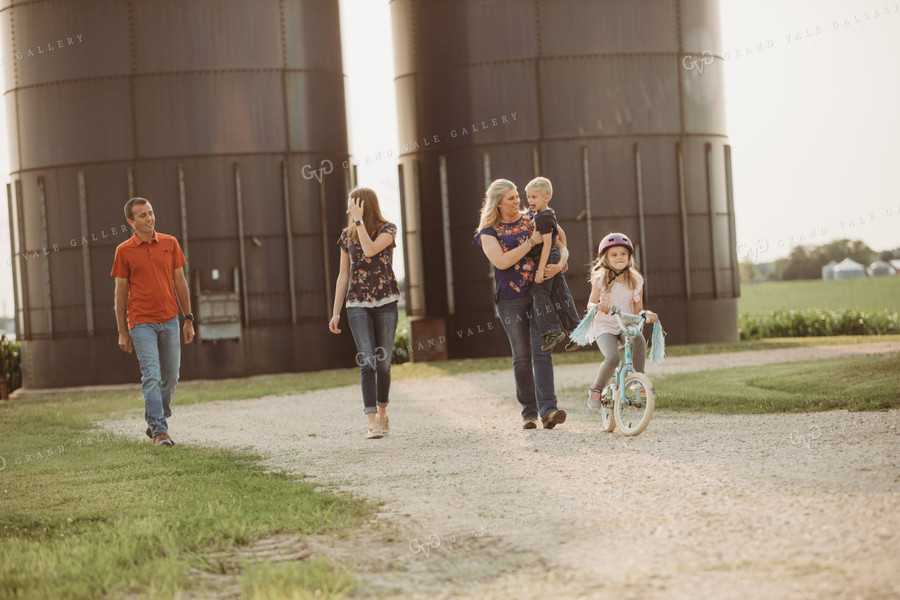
[587,386,603,410]
[377,414,390,436]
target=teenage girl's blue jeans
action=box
[129,316,181,436]
[347,301,399,414]
[497,294,560,420]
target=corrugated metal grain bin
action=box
[391,0,739,358]
[3,0,355,388]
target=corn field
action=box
[739,308,900,340]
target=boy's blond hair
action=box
[525,176,552,199]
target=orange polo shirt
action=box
[110,231,187,329]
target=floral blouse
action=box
[338,222,402,308]
[475,213,535,302]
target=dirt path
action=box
[104,342,900,599]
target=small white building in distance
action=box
[890,259,900,275]
[832,257,865,280]
[867,260,894,277]
[821,260,837,280]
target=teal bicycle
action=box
[592,307,655,436]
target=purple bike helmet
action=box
[597,233,634,257]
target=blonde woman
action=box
[329,187,401,439]
[474,179,569,430]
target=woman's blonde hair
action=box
[346,187,392,245]
[475,179,518,233]
[589,246,642,291]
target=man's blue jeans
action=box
[497,294,559,420]
[347,301,399,414]
[129,316,181,436]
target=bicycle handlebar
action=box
[609,305,646,337]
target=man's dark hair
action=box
[124,197,149,221]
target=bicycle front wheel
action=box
[614,373,655,436]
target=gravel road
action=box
[104,342,900,599]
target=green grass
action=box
[0,397,371,599]
[739,277,900,315]
[651,353,900,414]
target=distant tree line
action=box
[740,239,899,283]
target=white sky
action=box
[1,0,898,317]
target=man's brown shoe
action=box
[152,432,175,447]
[541,409,567,429]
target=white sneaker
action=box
[377,414,390,436]
[366,422,383,439]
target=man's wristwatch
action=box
[355,219,363,226]
[184,313,194,321]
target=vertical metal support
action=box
[127,166,135,198]
[282,161,297,324]
[318,178,332,316]
[724,144,740,297]
[14,180,29,339]
[77,172,95,337]
[677,142,692,300]
[37,177,54,336]
[397,163,412,307]
[582,145,594,261]
[351,164,358,190]
[482,151,492,190]
[177,164,190,281]
[6,184,21,335]
[343,160,353,197]
[234,162,250,325]
[634,143,648,302]
[411,158,426,316]
[705,142,719,299]
[438,156,455,315]
[532,145,541,176]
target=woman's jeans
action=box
[497,294,560,420]
[129,316,181,436]
[347,301,399,414]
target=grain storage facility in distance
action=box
[391,0,739,360]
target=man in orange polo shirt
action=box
[111,197,194,447]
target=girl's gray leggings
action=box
[592,332,646,389]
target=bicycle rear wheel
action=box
[599,383,616,432]
[614,373,655,436]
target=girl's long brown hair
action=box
[346,187,392,246]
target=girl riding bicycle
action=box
[585,233,658,410]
